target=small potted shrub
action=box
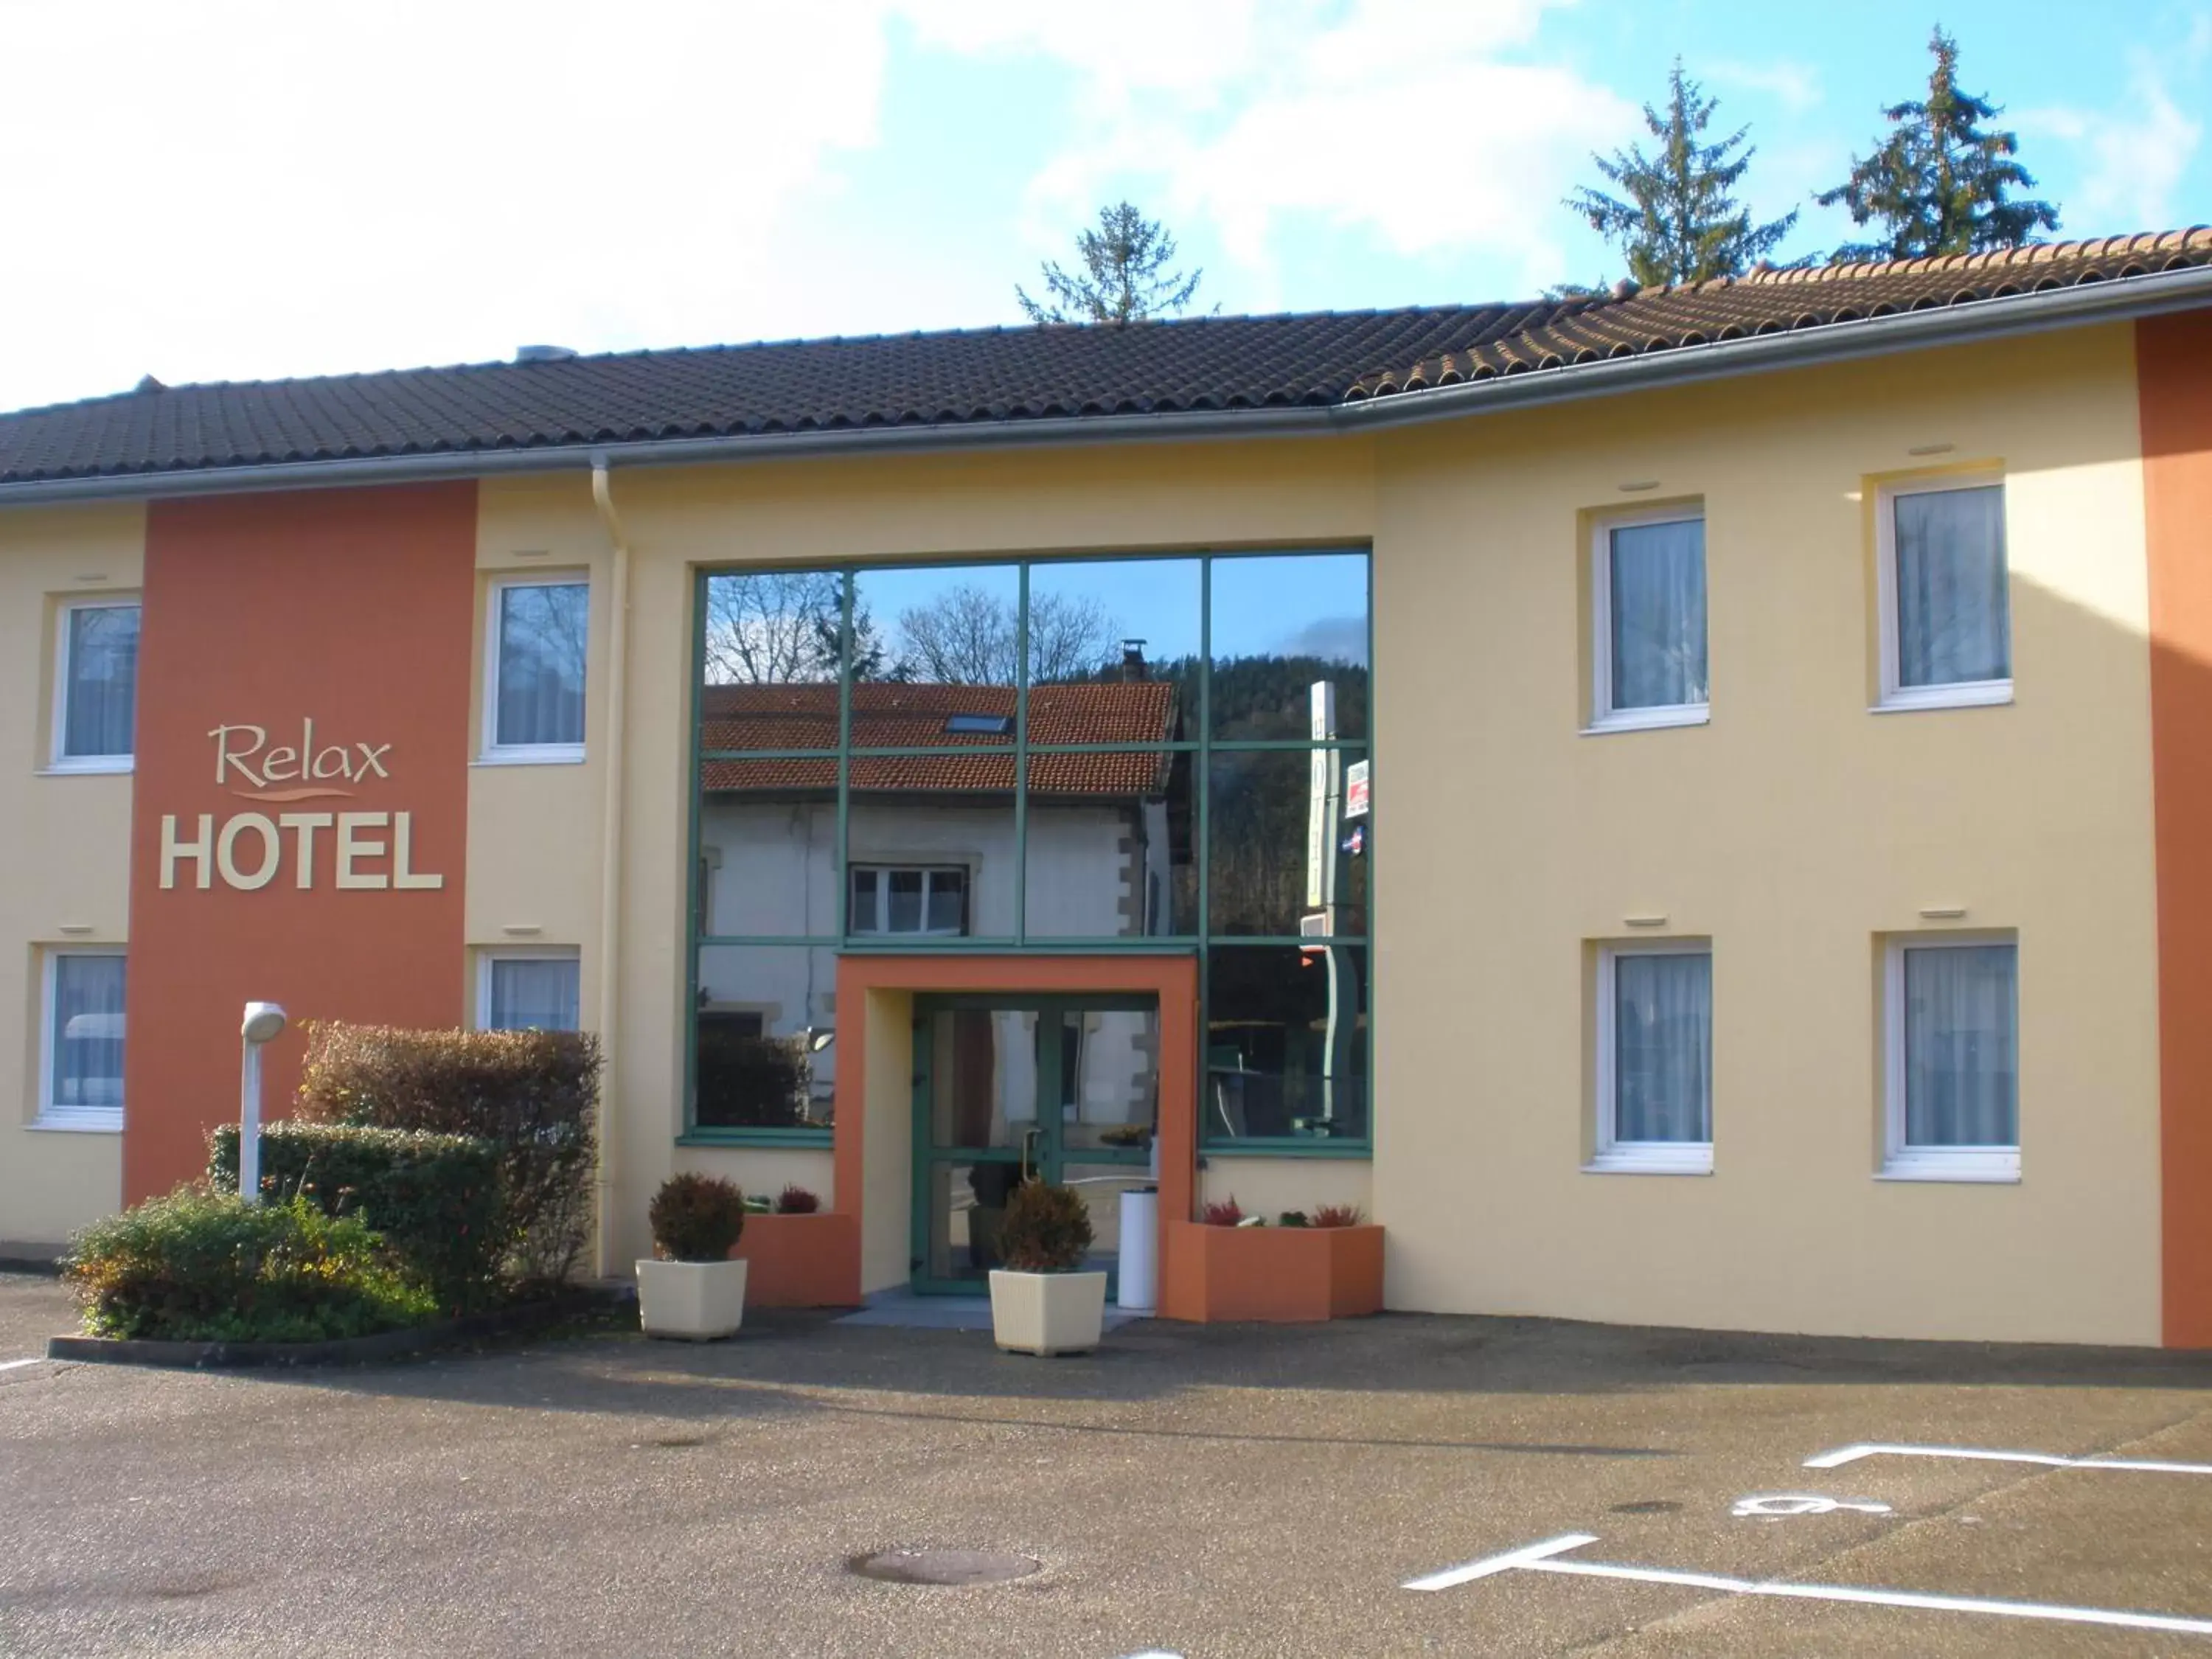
[637,1174,748,1340]
[987,1181,1106,1357]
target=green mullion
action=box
[677,1128,834,1150]
[836,574,854,939]
[1205,936,1369,948]
[1201,738,1369,753]
[699,746,844,762]
[1197,554,1214,1180]
[684,569,709,1135]
[1014,562,1030,949]
[1203,1138,1373,1159]
[696,934,840,949]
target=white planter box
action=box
[636,1257,748,1340]
[988,1269,1107,1356]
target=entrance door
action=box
[911,994,1158,1293]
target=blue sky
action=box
[0,0,2204,413]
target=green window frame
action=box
[683,550,1375,1156]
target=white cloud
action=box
[0,0,897,407]
[905,0,1632,305]
[1703,58,1822,114]
[2024,24,2208,233]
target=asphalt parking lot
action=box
[4,1270,2212,1659]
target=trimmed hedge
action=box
[295,1022,600,1286]
[209,1121,504,1312]
[62,1192,439,1343]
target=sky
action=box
[0,0,2205,414]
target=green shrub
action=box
[649,1175,746,1262]
[209,1121,504,1312]
[62,1191,439,1343]
[694,1027,809,1129]
[295,1021,600,1285]
[995,1182,1093,1273]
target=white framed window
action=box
[1590,508,1708,732]
[50,599,141,771]
[1590,943,1713,1174]
[38,950,126,1130]
[483,576,588,761]
[849,866,968,937]
[1876,476,2011,711]
[1882,933,2019,1182]
[479,950,582,1032]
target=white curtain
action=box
[1610,520,1708,710]
[1896,487,2008,687]
[1903,945,2017,1147]
[488,959,580,1032]
[1613,952,1711,1143]
[63,605,139,759]
[52,955,126,1110]
[496,584,588,746]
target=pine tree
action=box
[1017,202,1206,325]
[1565,63,1798,288]
[1818,29,2059,263]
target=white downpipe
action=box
[589,458,633,1280]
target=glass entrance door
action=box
[911,995,1158,1293]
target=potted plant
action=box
[987,1181,1107,1357]
[636,1174,748,1340]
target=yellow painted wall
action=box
[0,504,142,1245]
[1371,324,2160,1344]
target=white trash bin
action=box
[1117,1189,1159,1312]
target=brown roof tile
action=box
[1350,229,2212,398]
[700,680,1178,797]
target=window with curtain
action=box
[850,866,968,936]
[1596,947,1711,1170]
[1889,483,2009,696]
[492,580,588,751]
[57,602,141,764]
[484,956,580,1031]
[46,953,126,1121]
[1895,941,2017,1166]
[1597,515,1707,724]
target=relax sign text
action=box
[159,720,445,892]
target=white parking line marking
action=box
[0,1357,43,1372]
[1808,1443,2212,1475]
[1732,1494,1892,1517]
[1405,1534,2212,1636]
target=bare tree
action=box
[703,571,841,684]
[893,585,1121,685]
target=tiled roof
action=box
[700,681,1178,797]
[1351,229,2212,397]
[0,307,1524,485]
[3,230,2205,487]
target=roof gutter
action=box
[4,263,2208,507]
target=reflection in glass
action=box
[1204,945,1368,1143]
[1207,749,1365,937]
[1024,557,1201,709]
[495,582,588,748]
[62,604,139,760]
[855,563,1022,689]
[1208,552,1368,740]
[1023,750,1194,939]
[1054,1007,1161,1156]
[692,945,838,1130]
[848,799,1013,938]
[698,570,843,774]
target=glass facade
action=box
[689,552,1372,1152]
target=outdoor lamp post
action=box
[238,1001,288,1205]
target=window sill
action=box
[1202,1140,1371,1160]
[27,1113,123,1134]
[38,758,133,776]
[474,746,587,768]
[1872,681,2013,714]
[1878,1152,2020,1183]
[1585,1147,1713,1176]
[1582,706,1710,737]
[677,1128,833,1149]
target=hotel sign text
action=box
[159,720,445,892]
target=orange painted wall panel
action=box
[2140,310,2212,1348]
[123,484,477,1202]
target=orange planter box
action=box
[732,1211,861,1309]
[1161,1220,1383,1323]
